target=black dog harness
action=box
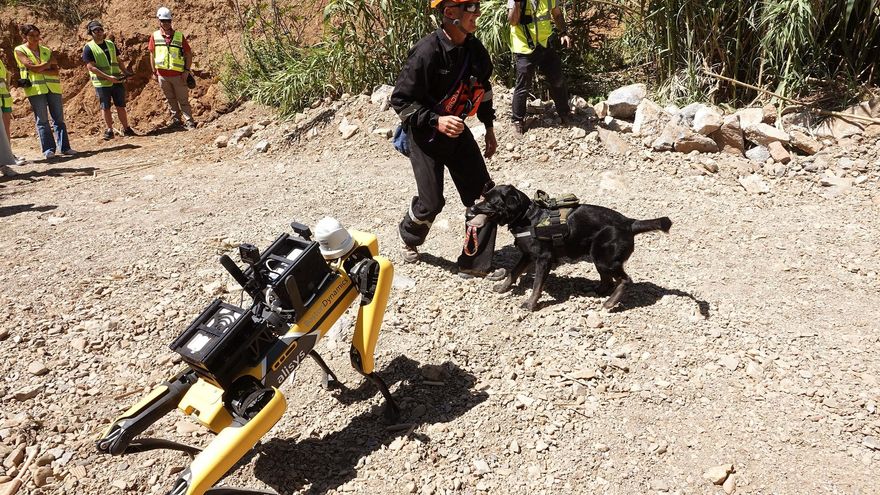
[510,191,580,248]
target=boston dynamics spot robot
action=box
[96,218,400,495]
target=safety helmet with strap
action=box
[430,0,476,7]
[86,40,121,88]
[510,0,556,55]
[0,60,11,109]
[14,44,62,96]
[153,30,185,72]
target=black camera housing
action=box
[15,78,32,88]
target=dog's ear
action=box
[504,189,523,212]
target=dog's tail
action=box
[631,216,672,235]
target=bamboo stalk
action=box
[702,69,880,125]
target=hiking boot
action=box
[513,121,526,136]
[401,244,420,263]
[13,155,27,166]
[0,164,17,177]
[559,112,575,126]
[43,150,55,160]
[167,120,183,131]
[60,148,78,156]
[184,121,197,130]
[103,129,114,140]
[122,127,137,137]
[458,267,507,281]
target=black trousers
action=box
[512,45,570,123]
[399,125,497,272]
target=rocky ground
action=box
[1,90,879,495]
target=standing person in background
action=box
[508,0,573,135]
[0,49,26,165]
[83,20,136,140]
[14,24,76,160]
[149,7,196,130]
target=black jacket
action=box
[391,28,495,131]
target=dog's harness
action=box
[510,191,579,248]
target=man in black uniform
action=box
[391,0,504,280]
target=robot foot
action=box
[309,351,340,390]
[365,371,401,423]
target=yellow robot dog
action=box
[96,219,400,495]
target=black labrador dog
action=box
[470,185,672,311]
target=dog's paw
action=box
[493,279,512,293]
[520,300,536,311]
[595,283,614,296]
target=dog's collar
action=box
[508,202,538,238]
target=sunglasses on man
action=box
[454,2,481,13]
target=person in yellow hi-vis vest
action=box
[508,0,572,135]
[14,24,76,160]
[148,7,196,130]
[0,49,27,166]
[83,20,136,140]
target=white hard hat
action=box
[157,7,172,20]
[314,217,355,259]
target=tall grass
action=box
[224,0,606,115]
[225,0,433,115]
[629,0,880,105]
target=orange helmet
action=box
[430,0,472,7]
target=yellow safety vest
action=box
[510,0,556,55]
[14,44,62,96]
[87,40,121,88]
[153,30,185,72]
[0,60,11,109]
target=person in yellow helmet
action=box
[14,24,76,160]
[508,0,572,135]
[392,0,505,280]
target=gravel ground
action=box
[1,95,879,495]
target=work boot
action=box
[513,121,526,136]
[103,128,114,140]
[401,244,420,263]
[559,112,575,126]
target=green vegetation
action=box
[1,0,108,27]
[627,0,880,105]
[225,0,880,116]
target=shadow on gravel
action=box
[609,281,711,318]
[492,245,710,317]
[0,203,57,218]
[0,166,97,184]
[416,252,459,273]
[252,356,488,495]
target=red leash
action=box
[463,225,479,256]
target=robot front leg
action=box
[348,255,401,422]
[166,383,287,495]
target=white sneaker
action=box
[44,150,55,160]
[13,155,26,166]
[60,148,78,156]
